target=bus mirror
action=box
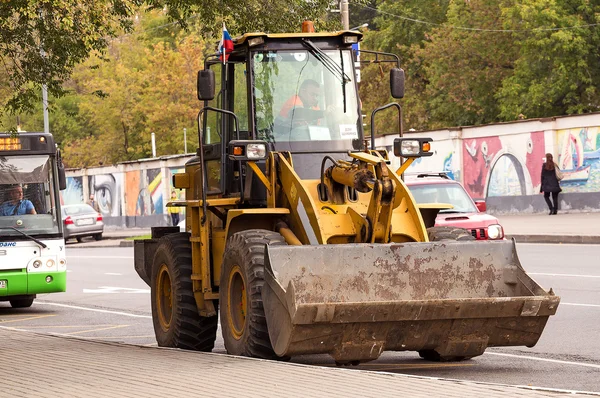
[197,70,215,101]
[58,165,66,191]
[57,150,67,190]
[390,68,405,99]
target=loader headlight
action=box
[228,140,269,161]
[247,143,267,159]
[487,224,504,240]
[393,138,433,158]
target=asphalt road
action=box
[1,244,599,393]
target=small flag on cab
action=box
[219,23,234,63]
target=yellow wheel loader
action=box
[134,23,559,364]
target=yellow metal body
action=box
[177,150,431,315]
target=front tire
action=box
[220,229,286,358]
[150,232,217,351]
[10,297,34,308]
[427,226,475,241]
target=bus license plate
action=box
[77,218,94,226]
[0,281,6,289]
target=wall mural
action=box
[403,139,459,180]
[123,169,164,216]
[63,176,83,205]
[463,131,545,198]
[88,173,122,217]
[556,127,600,193]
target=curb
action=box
[508,234,600,244]
[71,236,600,248]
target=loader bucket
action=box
[262,240,559,363]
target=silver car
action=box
[62,204,104,243]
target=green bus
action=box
[0,132,67,308]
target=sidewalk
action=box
[497,212,600,244]
[72,212,600,248]
[1,327,593,398]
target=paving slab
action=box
[1,327,595,398]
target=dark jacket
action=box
[540,163,562,193]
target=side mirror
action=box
[390,68,405,99]
[57,149,67,190]
[475,200,487,212]
[197,70,215,101]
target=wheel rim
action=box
[156,263,173,330]
[227,264,246,340]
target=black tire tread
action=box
[151,232,218,351]
[221,229,286,359]
[427,226,475,242]
[10,298,34,308]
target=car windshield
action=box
[63,205,96,216]
[409,183,478,213]
[252,49,360,150]
[0,155,60,236]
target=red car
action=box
[404,173,504,240]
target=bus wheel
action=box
[10,297,34,308]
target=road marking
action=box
[530,272,600,278]
[77,335,156,339]
[19,324,117,329]
[65,324,129,335]
[0,314,56,323]
[487,352,600,369]
[83,286,150,294]
[36,302,152,319]
[105,273,122,276]
[561,302,600,308]
[69,256,133,259]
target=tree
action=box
[497,0,600,119]
[414,0,519,128]
[0,1,135,118]
[0,0,348,122]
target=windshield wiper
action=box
[0,227,48,248]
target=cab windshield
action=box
[0,155,61,237]
[252,49,360,150]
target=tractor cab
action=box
[195,27,404,204]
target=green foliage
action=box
[0,0,135,117]
[497,0,600,119]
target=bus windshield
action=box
[0,155,60,237]
[252,49,360,150]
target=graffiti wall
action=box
[376,113,600,213]
[463,131,545,198]
[65,155,191,227]
[556,127,600,193]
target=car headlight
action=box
[487,224,503,240]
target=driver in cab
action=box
[279,79,324,125]
[0,185,36,216]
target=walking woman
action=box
[540,153,562,215]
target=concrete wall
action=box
[64,154,195,228]
[376,112,600,214]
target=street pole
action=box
[151,132,156,157]
[42,84,49,134]
[183,128,187,154]
[39,9,49,134]
[341,0,350,30]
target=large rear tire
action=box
[220,229,286,358]
[151,232,218,351]
[420,226,475,362]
